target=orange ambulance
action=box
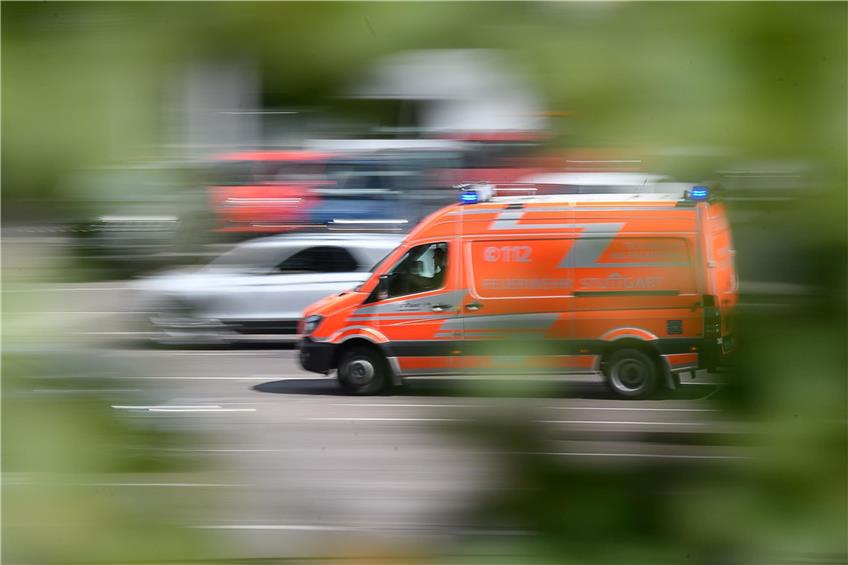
[298,181,737,398]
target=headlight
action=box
[303,315,324,336]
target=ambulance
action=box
[298,178,737,399]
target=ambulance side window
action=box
[385,242,448,298]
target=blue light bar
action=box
[459,191,479,204]
[689,186,709,200]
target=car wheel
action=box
[337,346,389,395]
[603,348,660,399]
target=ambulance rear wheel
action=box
[337,346,388,395]
[603,348,660,399]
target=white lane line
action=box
[6,287,130,293]
[113,404,222,410]
[22,311,150,315]
[332,403,717,412]
[308,417,713,425]
[193,524,532,535]
[101,351,286,357]
[112,405,256,413]
[161,448,290,453]
[32,375,299,382]
[538,420,707,426]
[251,375,328,380]
[547,406,719,412]
[308,417,466,422]
[88,482,246,487]
[117,376,283,381]
[149,408,256,413]
[80,331,157,336]
[194,524,355,532]
[533,451,750,460]
[332,403,482,408]
[34,388,141,394]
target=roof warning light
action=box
[457,182,495,204]
[687,186,710,201]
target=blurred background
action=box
[2,2,846,564]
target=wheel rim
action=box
[611,358,650,392]
[345,358,375,385]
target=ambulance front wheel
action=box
[603,348,660,399]
[337,346,389,395]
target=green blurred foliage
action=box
[2,2,845,204]
[2,353,214,563]
[2,3,846,564]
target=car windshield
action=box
[214,161,323,186]
[205,245,285,272]
[368,248,395,273]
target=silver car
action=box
[135,233,401,344]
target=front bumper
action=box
[299,337,337,374]
[150,315,301,345]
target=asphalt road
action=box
[6,347,743,560]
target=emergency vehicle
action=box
[298,180,737,399]
[210,151,331,233]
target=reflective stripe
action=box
[438,312,558,333]
[491,211,623,232]
[353,290,466,315]
[560,235,689,268]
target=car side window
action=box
[277,246,358,273]
[386,242,448,298]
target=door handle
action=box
[431,304,453,312]
[464,302,483,311]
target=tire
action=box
[603,348,660,399]
[337,346,389,395]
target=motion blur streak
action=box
[2,2,845,565]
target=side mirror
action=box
[377,274,390,301]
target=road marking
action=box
[198,524,350,531]
[161,448,291,453]
[21,311,150,315]
[308,417,466,422]
[148,408,256,413]
[6,286,130,293]
[538,420,707,426]
[101,351,287,358]
[117,376,284,381]
[332,403,482,408]
[251,375,329,380]
[191,524,531,535]
[79,331,157,336]
[113,404,257,413]
[34,388,141,394]
[547,406,719,412]
[332,403,717,412]
[531,451,749,460]
[113,404,223,410]
[89,482,246,488]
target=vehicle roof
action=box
[492,191,687,204]
[214,151,333,162]
[520,172,672,186]
[238,232,403,249]
[409,191,706,239]
[307,139,467,153]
